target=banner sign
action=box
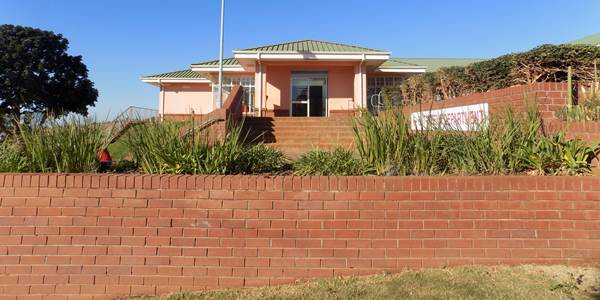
[410,103,489,131]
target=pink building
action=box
[142,40,479,119]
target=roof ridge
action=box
[238,39,312,51]
[303,39,382,52]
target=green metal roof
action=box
[236,39,388,53]
[142,69,205,79]
[379,58,424,69]
[569,32,600,45]
[387,58,484,72]
[191,57,241,67]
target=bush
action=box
[293,148,368,176]
[110,159,138,173]
[17,117,107,173]
[402,44,600,103]
[0,138,25,172]
[237,144,290,174]
[352,107,598,176]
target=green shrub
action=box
[110,159,138,173]
[293,148,367,176]
[0,138,25,172]
[17,118,107,173]
[237,144,289,174]
[352,109,411,175]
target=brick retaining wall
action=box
[1,174,600,299]
[401,82,569,121]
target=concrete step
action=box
[243,116,355,157]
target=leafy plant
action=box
[352,105,597,176]
[110,159,138,173]
[293,148,368,176]
[125,120,289,175]
[352,109,412,175]
[0,138,26,172]
[236,144,290,174]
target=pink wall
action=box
[263,62,358,114]
[160,83,213,116]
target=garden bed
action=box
[0,107,597,177]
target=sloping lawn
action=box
[145,265,600,300]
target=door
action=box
[290,73,327,117]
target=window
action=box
[367,75,406,109]
[212,76,255,112]
[367,76,405,98]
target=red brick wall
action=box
[1,174,600,299]
[402,82,569,121]
[546,121,600,141]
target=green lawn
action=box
[108,138,129,161]
[144,265,600,300]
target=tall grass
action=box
[353,106,598,176]
[17,118,107,173]
[125,120,288,175]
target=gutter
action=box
[159,79,165,122]
[359,54,365,108]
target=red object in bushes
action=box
[99,149,112,163]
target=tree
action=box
[0,24,98,132]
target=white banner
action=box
[410,103,489,131]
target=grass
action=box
[17,117,107,173]
[141,265,600,300]
[108,136,130,161]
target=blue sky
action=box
[1,0,599,118]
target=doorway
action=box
[290,72,327,117]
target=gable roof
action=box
[234,39,388,53]
[569,32,600,46]
[387,58,484,72]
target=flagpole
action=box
[217,0,225,108]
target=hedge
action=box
[400,44,600,104]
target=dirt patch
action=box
[137,264,600,300]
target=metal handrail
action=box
[108,106,158,144]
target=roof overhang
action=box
[233,51,390,61]
[232,52,390,72]
[373,67,427,73]
[141,78,212,86]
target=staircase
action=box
[243,117,355,157]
